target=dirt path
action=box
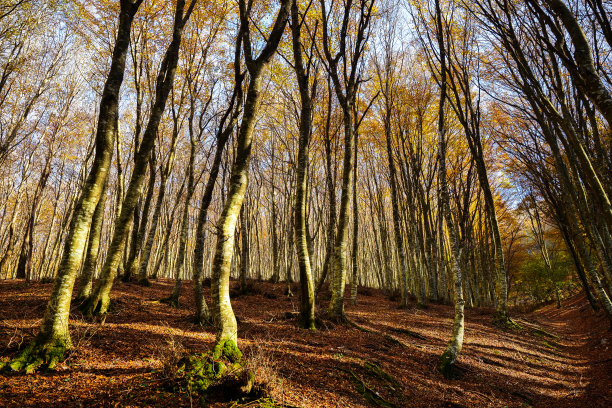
[0,280,610,407]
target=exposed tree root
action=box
[363,362,403,392]
[160,294,180,308]
[438,349,465,380]
[339,367,396,407]
[531,327,560,340]
[493,313,522,330]
[229,397,302,407]
[1,334,70,374]
[345,318,411,348]
[388,327,427,340]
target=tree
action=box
[291,0,317,330]
[319,0,375,320]
[210,0,291,346]
[432,0,465,379]
[2,0,144,373]
[82,0,197,316]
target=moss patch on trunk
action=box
[1,333,71,374]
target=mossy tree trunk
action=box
[2,0,143,373]
[434,0,465,378]
[77,177,108,300]
[291,0,316,329]
[82,0,197,316]
[211,0,290,345]
[320,0,375,321]
[192,100,237,324]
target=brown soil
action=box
[0,279,610,407]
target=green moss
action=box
[346,369,395,407]
[221,340,242,363]
[182,340,247,396]
[438,349,454,379]
[213,361,226,376]
[3,334,70,373]
[363,362,402,391]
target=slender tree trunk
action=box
[316,78,336,296]
[165,138,196,306]
[83,0,196,316]
[77,178,108,300]
[138,125,180,285]
[328,109,354,320]
[435,0,465,378]
[212,70,263,344]
[211,0,290,346]
[239,204,249,293]
[350,129,359,306]
[192,111,235,324]
[16,151,52,282]
[270,145,280,283]
[3,0,143,373]
[291,10,317,324]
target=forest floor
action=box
[0,279,611,407]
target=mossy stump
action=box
[177,340,254,403]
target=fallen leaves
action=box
[0,280,610,407]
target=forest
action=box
[0,0,611,406]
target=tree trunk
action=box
[77,178,108,300]
[164,137,197,307]
[211,0,290,346]
[328,109,354,320]
[192,109,235,324]
[3,0,142,373]
[435,0,465,378]
[83,0,196,316]
[291,1,317,327]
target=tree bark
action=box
[83,0,196,316]
[3,0,143,373]
[211,0,290,345]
